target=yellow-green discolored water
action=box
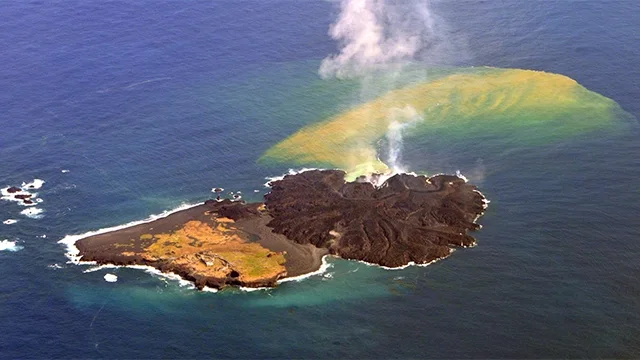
[261,67,630,178]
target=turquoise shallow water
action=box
[1,0,639,358]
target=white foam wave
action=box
[20,207,44,218]
[22,179,45,190]
[104,273,118,282]
[61,169,70,173]
[0,240,23,252]
[238,286,271,292]
[323,272,334,279]
[264,168,325,188]
[350,248,454,271]
[471,189,489,225]
[82,263,196,288]
[455,170,469,183]
[58,202,201,263]
[127,265,196,288]
[201,286,219,293]
[277,255,334,284]
[3,219,18,225]
[0,188,39,206]
[83,264,115,273]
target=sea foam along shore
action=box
[264,167,324,188]
[277,254,333,284]
[82,263,195,288]
[236,255,334,292]
[59,169,488,291]
[58,202,202,264]
[57,198,331,293]
[57,200,205,287]
[348,248,455,271]
[0,188,39,206]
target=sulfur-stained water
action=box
[1,0,639,358]
[262,66,633,177]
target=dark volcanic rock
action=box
[204,199,259,220]
[264,170,486,268]
[74,170,487,290]
[6,186,21,193]
[14,194,32,200]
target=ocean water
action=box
[1,1,639,358]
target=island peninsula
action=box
[74,170,487,290]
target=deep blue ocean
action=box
[1,1,639,358]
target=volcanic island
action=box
[74,170,487,290]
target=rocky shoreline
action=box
[73,170,487,290]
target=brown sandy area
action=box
[76,201,326,289]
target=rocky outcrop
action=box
[77,251,285,290]
[264,170,486,268]
[204,199,259,220]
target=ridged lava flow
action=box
[265,170,486,268]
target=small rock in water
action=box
[7,186,21,193]
[3,219,18,225]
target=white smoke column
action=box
[386,106,423,173]
[386,122,406,173]
[320,0,463,176]
[319,0,441,79]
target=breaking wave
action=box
[0,240,23,252]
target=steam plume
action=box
[319,0,445,175]
[385,106,423,173]
[320,0,449,79]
